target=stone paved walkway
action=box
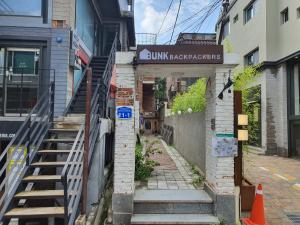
[244,152,300,225]
[136,135,200,190]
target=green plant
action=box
[154,78,166,102]
[192,176,204,187]
[233,65,262,148]
[135,143,154,181]
[190,165,205,188]
[171,78,206,114]
[233,65,261,91]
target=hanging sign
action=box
[137,45,223,64]
[116,106,133,119]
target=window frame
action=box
[233,14,239,24]
[222,18,230,40]
[244,0,256,24]
[0,0,44,17]
[281,7,289,24]
[245,48,259,66]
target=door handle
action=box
[7,67,12,81]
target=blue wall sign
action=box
[117,106,133,119]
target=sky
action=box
[134,0,222,44]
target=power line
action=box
[158,7,208,36]
[157,0,174,35]
[164,0,222,44]
[169,0,183,44]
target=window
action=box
[281,8,289,24]
[233,14,239,23]
[293,65,300,116]
[222,20,230,39]
[0,0,42,16]
[76,0,95,52]
[297,7,300,19]
[245,48,259,66]
[244,1,256,23]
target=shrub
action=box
[135,143,154,181]
[171,78,206,114]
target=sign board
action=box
[212,134,237,157]
[116,106,133,119]
[72,30,93,67]
[137,45,223,64]
[0,121,23,140]
[8,146,27,189]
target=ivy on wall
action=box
[234,65,262,147]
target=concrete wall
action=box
[87,119,111,213]
[164,113,206,173]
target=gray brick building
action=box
[217,0,300,157]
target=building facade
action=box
[217,0,300,156]
[0,0,135,190]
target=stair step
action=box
[37,150,71,154]
[31,162,66,168]
[134,190,213,203]
[49,128,79,133]
[131,214,219,225]
[14,190,64,199]
[23,175,62,182]
[134,190,213,214]
[43,138,75,143]
[4,207,64,218]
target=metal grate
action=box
[287,214,300,224]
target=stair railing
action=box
[61,124,85,225]
[63,61,91,116]
[0,81,55,221]
[61,33,119,224]
[100,33,120,117]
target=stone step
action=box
[134,190,213,214]
[131,214,219,225]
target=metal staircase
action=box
[0,34,119,225]
[65,34,119,116]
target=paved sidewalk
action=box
[136,136,199,190]
[244,152,300,225]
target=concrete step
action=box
[131,214,219,225]
[134,190,213,214]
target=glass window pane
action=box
[294,65,300,116]
[76,0,95,52]
[0,0,42,16]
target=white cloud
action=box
[135,0,216,43]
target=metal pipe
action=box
[82,68,92,215]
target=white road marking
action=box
[259,167,269,171]
[292,184,300,191]
[274,173,289,181]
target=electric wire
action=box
[157,0,174,35]
[169,0,183,44]
[164,0,222,44]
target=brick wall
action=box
[265,66,288,156]
[205,68,235,195]
[113,52,136,225]
[52,0,76,28]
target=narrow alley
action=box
[137,135,201,190]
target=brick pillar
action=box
[205,68,236,225]
[112,52,136,225]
